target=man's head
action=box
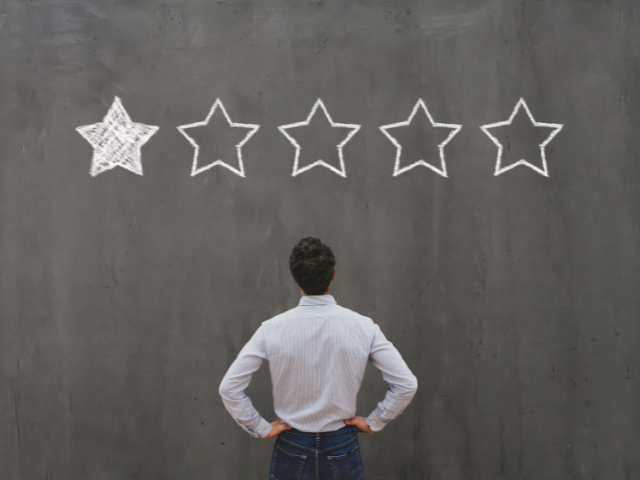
[289,237,336,295]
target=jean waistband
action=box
[281,425,356,437]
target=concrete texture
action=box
[1,1,640,478]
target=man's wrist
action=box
[255,418,273,438]
[366,416,384,432]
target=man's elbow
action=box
[407,375,418,398]
[218,380,232,399]
[391,375,418,399]
[399,375,418,400]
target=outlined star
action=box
[76,96,159,176]
[177,99,260,177]
[278,98,361,177]
[379,99,462,178]
[480,98,563,177]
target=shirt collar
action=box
[298,295,337,306]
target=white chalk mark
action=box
[379,99,462,177]
[278,99,361,177]
[480,98,563,177]
[112,83,130,94]
[176,99,260,177]
[76,96,159,176]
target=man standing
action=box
[219,237,418,479]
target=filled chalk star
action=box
[480,98,563,177]
[177,99,260,177]
[379,99,462,178]
[278,98,361,178]
[76,96,159,176]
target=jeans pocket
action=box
[270,444,307,480]
[327,444,364,480]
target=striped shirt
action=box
[218,295,418,438]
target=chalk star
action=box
[76,97,159,176]
[379,99,462,177]
[278,99,361,177]
[177,99,260,177]
[480,98,563,177]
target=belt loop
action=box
[315,432,320,479]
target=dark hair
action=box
[289,237,336,295]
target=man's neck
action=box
[301,290,330,297]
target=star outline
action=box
[379,98,462,178]
[278,98,361,178]
[480,98,563,177]
[176,98,260,177]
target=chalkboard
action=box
[1,1,640,479]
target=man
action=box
[219,237,418,479]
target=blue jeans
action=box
[269,425,364,480]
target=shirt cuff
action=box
[367,406,395,432]
[237,416,273,439]
[366,416,386,432]
[255,418,273,439]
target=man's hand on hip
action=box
[263,418,293,440]
[344,416,374,434]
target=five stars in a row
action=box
[77,97,563,178]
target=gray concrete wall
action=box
[1,1,639,478]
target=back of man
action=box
[219,237,418,480]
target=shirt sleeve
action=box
[366,323,418,432]
[218,325,273,439]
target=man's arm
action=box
[218,326,273,439]
[365,323,418,432]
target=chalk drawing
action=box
[177,99,260,177]
[76,96,159,176]
[379,99,462,177]
[480,98,563,177]
[278,99,361,177]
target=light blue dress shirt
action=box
[218,295,418,438]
